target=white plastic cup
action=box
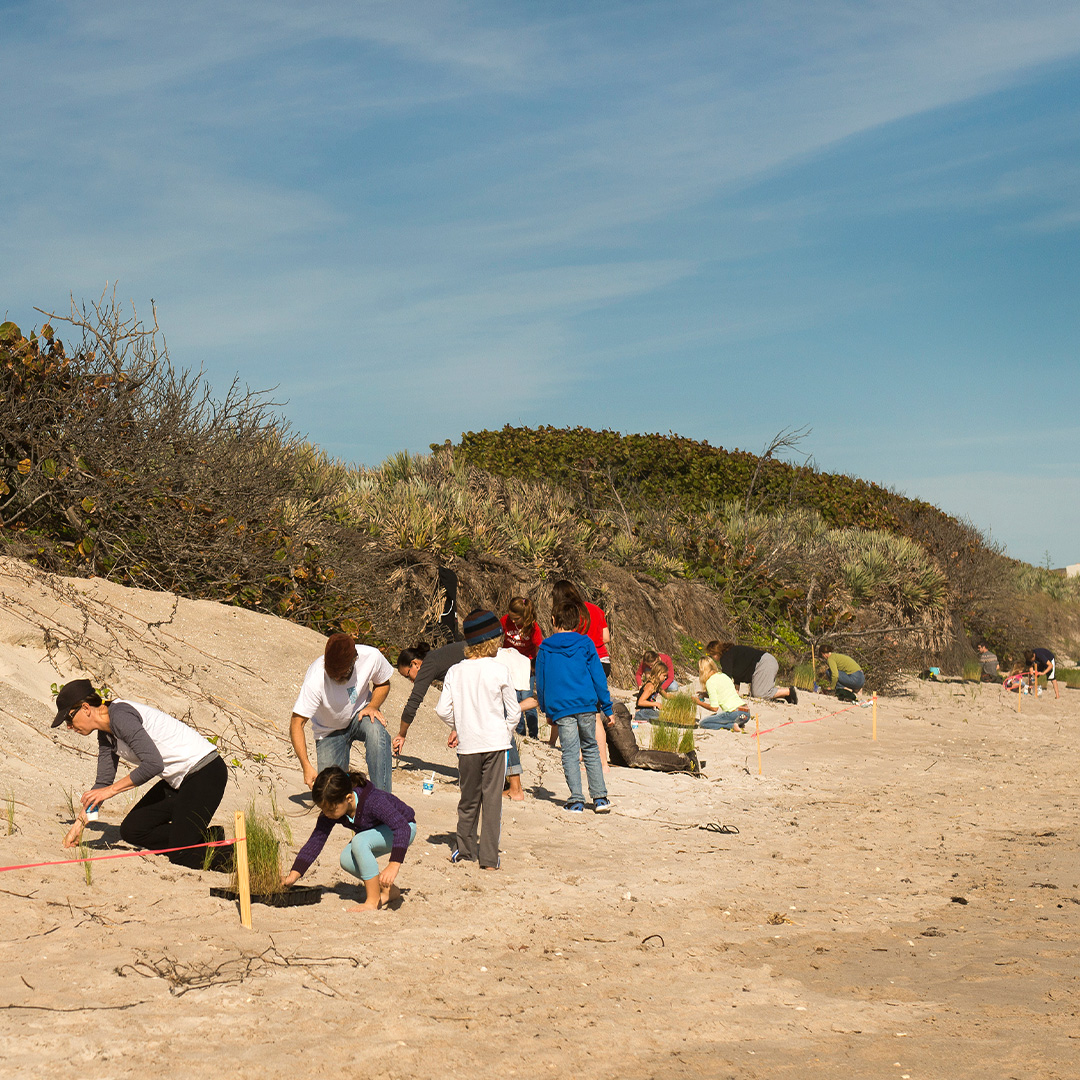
[85,804,99,822]
[422,772,435,795]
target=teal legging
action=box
[339,822,417,881]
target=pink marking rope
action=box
[751,701,866,739]
[0,838,236,874]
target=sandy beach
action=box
[1,557,1076,1079]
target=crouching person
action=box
[55,679,231,871]
[283,766,416,910]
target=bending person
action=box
[707,641,797,704]
[1025,648,1059,700]
[283,766,416,911]
[819,647,865,701]
[55,679,230,870]
[291,633,394,793]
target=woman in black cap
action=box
[54,679,230,870]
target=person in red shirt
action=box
[501,597,542,661]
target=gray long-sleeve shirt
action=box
[400,641,467,727]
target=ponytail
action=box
[396,642,431,669]
[312,766,367,809]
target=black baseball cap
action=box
[51,679,97,728]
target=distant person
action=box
[436,610,521,868]
[54,679,231,871]
[976,643,999,680]
[536,600,613,814]
[1025,648,1059,700]
[633,650,678,692]
[633,660,673,722]
[819,647,865,702]
[706,641,797,704]
[694,658,749,730]
[290,633,394,793]
[282,766,416,911]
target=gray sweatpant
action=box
[456,750,506,869]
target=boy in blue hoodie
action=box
[536,601,613,813]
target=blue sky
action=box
[3,1,1078,566]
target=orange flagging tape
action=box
[751,701,865,739]
[0,838,236,874]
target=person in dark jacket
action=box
[1025,647,1059,700]
[536,602,613,814]
[706,641,797,704]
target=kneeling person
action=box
[55,679,230,870]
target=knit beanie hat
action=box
[463,609,503,646]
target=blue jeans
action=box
[339,821,416,881]
[556,711,607,803]
[836,670,865,692]
[506,735,522,777]
[634,707,660,721]
[514,684,539,738]
[699,710,746,730]
[315,715,393,793]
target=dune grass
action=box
[230,802,285,897]
[792,662,816,691]
[962,661,984,683]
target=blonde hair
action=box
[465,638,501,660]
[645,660,668,687]
[698,657,718,682]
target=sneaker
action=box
[449,849,465,864]
[593,798,611,814]
[563,800,585,813]
[789,686,798,705]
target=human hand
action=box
[80,787,110,811]
[379,862,400,888]
[282,869,302,888]
[63,821,84,849]
[447,731,459,749]
[303,763,318,788]
[391,733,406,756]
[359,705,387,729]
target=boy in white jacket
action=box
[436,609,521,869]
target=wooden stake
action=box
[872,693,878,741]
[1017,672,1022,713]
[234,809,252,929]
[810,643,816,688]
[755,713,762,776]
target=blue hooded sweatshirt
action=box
[535,631,613,722]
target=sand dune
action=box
[0,557,1076,1079]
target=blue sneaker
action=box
[449,849,465,864]
[593,798,611,814]
[563,800,585,813]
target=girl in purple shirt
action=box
[283,766,416,911]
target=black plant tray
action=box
[210,885,323,908]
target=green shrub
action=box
[962,661,983,683]
[1057,668,1080,688]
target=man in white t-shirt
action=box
[290,634,395,792]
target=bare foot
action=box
[503,788,525,800]
[380,883,402,906]
[346,900,381,912]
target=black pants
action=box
[120,755,229,869]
